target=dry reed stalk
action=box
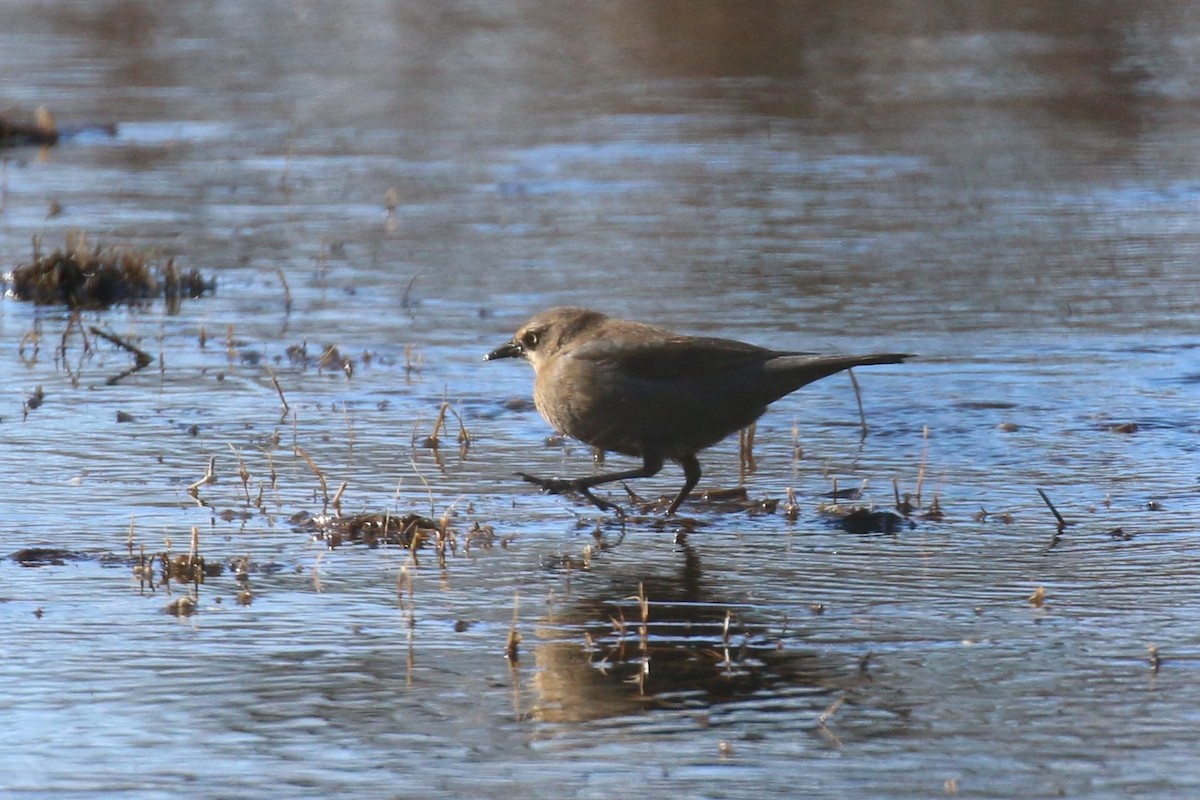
[294,445,330,512]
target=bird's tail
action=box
[763,352,913,398]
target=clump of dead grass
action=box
[6,234,212,310]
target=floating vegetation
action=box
[10,547,80,567]
[292,510,505,555]
[819,497,911,534]
[815,475,920,533]
[164,596,198,617]
[295,511,441,548]
[6,235,213,310]
[166,552,221,583]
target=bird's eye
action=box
[521,330,539,350]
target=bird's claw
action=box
[516,473,624,515]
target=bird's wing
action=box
[573,334,811,381]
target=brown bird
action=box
[485,307,911,515]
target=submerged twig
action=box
[1037,488,1069,549]
[89,325,153,385]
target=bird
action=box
[485,306,911,516]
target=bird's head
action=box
[484,307,607,371]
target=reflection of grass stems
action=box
[915,425,929,509]
[636,583,649,656]
[848,367,867,436]
[229,444,251,504]
[312,551,324,593]
[404,343,422,376]
[265,365,289,414]
[409,457,436,518]
[397,563,414,615]
[447,403,472,448]
[343,404,355,458]
[161,533,173,594]
[396,560,417,686]
[784,487,799,521]
[738,422,756,483]
[188,525,202,589]
[260,448,280,512]
[137,543,150,593]
[506,590,521,663]
[273,265,292,315]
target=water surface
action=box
[2,2,1198,798]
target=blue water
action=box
[2,2,1199,798]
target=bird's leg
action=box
[519,453,664,513]
[666,454,702,516]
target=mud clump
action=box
[6,238,213,310]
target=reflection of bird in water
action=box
[531,542,866,724]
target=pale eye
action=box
[521,330,539,350]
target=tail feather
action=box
[762,352,913,400]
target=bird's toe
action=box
[517,472,570,493]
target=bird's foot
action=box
[517,473,624,515]
[580,486,625,516]
[517,472,572,493]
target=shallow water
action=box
[2,2,1199,798]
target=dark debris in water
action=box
[0,106,58,146]
[6,237,213,310]
[10,547,83,567]
[818,503,917,534]
[835,508,913,535]
[0,106,117,147]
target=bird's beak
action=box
[484,340,523,361]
